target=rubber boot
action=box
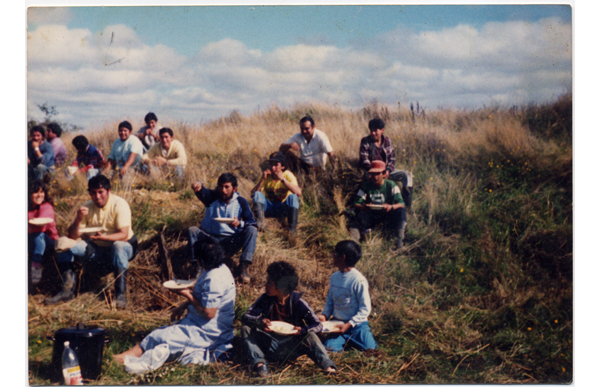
[44,268,76,305]
[394,221,407,250]
[239,261,251,285]
[287,207,299,246]
[114,268,127,309]
[254,202,266,231]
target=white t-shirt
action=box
[284,128,333,168]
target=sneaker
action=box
[254,363,271,378]
[31,262,43,285]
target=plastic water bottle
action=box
[62,341,83,385]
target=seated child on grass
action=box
[241,261,336,377]
[319,240,377,352]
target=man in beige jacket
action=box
[142,128,187,178]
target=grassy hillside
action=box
[28,95,572,384]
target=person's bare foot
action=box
[113,353,126,364]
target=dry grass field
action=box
[28,96,572,384]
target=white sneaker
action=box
[31,262,43,285]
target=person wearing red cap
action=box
[349,160,407,249]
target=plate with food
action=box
[214,217,235,224]
[268,321,297,335]
[29,217,54,226]
[163,279,196,290]
[322,320,344,333]
[366,204,385,210]
[67,166,78,175]
[79,226,105,234]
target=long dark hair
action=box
[194,240,226,271]
[28,180,53,211]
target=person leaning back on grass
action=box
[279,115,335,173]
[241,261,336,377]
[103,120,144,178]
[319,240,377,352]
[188,173,258,284]
[69,135,106,181]
[44,174,138,309]
[141,127,187,179]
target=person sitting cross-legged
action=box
[188,173,258,284]
[44,175,138,309]
[250,152,302,237]
[319,240,377,352]
[348,160,407,249]
[103,120,144,179]
[141,127,187,179]
[241,261,336,378]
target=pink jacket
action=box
[28,202,59,240]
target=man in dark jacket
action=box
[188,173,257,284]
[241,261,336,377]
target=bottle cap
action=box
[64,341,70,347]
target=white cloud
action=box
[28,7,72,25]
[27,17,572,129]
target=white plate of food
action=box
[79,226,105,234]
[268,321,297,335]
[214,217,235,224]
[67,166,78,175]
[322,320,344,333]
[366,204,385,210]
[29,217,54,226]
[163,279,196,290]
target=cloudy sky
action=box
[26,3,572,129]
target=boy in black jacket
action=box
[241,261,336,377]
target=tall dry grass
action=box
[30,96,572,385]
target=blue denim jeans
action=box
[57,239,135,273]
[241,325,335,370]
[28,232,56,263]
[187,226,257,264]
[29,164,54,181]
[252,191,299,218]
[321,321,377,352]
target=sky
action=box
[26,2,572,130]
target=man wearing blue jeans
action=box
[251,152,302,237]
[45,175,137,309]
[189,173,257,284]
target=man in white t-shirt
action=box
[279,116,335,172]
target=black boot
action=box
[114,268,127,309]
[394,221,407,250]
[287,207,298,234]
[254,202,265,231]
[45,267,76,305]
[239,261,251,285]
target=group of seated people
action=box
[28,112,188,183]
[27,113,414,376]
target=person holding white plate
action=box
[28,180,59,285]
[241,261,336,377]
[188,173,257,284]
[349,160,407,249]
[114,241,235,367]
[45,175,138,308]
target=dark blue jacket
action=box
[242,291,323,336]
[195,186,257,236]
